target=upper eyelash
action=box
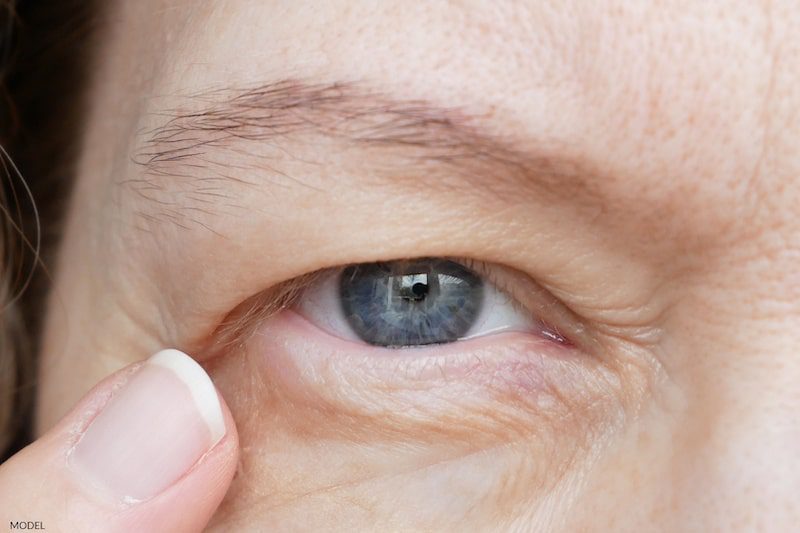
[204,257,580,359]
[206,270,324,357]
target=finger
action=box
[0,349,239,532]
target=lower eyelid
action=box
[248,310,623,439]
[201,301,635,517]
[277,309,576,380]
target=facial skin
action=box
[35,1,800,530]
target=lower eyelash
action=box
[253,309,592,407]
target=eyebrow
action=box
[130,79,604,220]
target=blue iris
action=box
[339,259,484,347]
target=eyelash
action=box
[207,258,582,358]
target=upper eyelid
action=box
[125,84,665,355]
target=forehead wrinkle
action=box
[130,79,606,220]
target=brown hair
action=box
[0,0,99,457]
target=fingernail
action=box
[68,349,225,502]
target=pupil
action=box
[339,258,484,347]
[410,281,428,299]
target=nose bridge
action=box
[676,346,800,530]
[720,398,799,521]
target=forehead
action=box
[112,0,797,238]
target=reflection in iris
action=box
[339,259,484,347]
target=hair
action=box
[0,0,99,458]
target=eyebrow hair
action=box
[130,79,604,212]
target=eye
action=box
[297,257,561,348]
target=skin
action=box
[29,0,800,530]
